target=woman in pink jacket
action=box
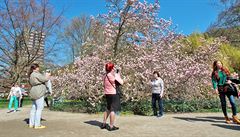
[101,62,123,131]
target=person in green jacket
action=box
[211,60,240,124]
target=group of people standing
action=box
[7,84,27,112]
[101,62,164,131]
[7,59,240,131]
[7,63,52,129]
[101,60,240,131]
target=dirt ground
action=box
[0,106,239,137]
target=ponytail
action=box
[28,63,39,77]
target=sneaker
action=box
[157,114,163,118]
[29,125,34,128]
[108,126,119,131]
[34,125,46,129]
[7,110,13,113]
[100,123,107,129]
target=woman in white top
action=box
[150,71,164,117]
[7,84,22,112]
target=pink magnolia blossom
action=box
[53,0,224,105]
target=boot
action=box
[232,115,240,124]
[225,116,231,124]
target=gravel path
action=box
[0,106,239,137]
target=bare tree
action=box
[0,0,63,90]
[61,15,93,62]
[207,0,240,46]
[216,0,240,28]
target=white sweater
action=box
[9,87,22,97]
[151,78,164,94]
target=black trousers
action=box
[18,97,24,107]
[152,93,163,116]
[44,97,50,107]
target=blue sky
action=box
[51,0,220,35]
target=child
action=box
[19,84,28,107]
[44,69,52,107]
[7,84,22,112]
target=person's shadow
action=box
[84,120,103,128]
[174,116,225,123]
[23,118,46,124]
[212,124,240,131]
[174,116,240,131]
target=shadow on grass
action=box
[212,124,240,131]
[174,116,225,124]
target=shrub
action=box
[220,44,240,72]
[51,98,224,115]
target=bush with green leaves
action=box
[51,97,224,115]
[219,44,240,72]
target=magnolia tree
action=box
[53,0,224,106]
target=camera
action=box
[46,69,51,73]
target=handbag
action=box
[230,78,240,84]
[223,83,239,97]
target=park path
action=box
[0,106,239,137]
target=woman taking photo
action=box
[211,60,240,124]
[28,64,50,129]
[101,62,123,131]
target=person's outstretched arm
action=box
[115,73,123,85]
[159,78,164,98]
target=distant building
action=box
[18,30,45,65]
[18,30,46,84]
[0,30,46,93]
[28,31,45,64]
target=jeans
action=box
[29,96,44,127]
[8,96,18,110]
[152,93,163,116]
[219,93,237,116]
